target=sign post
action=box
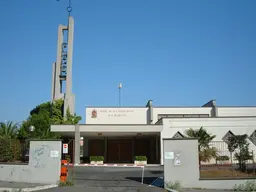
[63,143,68,154]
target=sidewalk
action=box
[0,181,57,192]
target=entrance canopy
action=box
[50,124,162,137]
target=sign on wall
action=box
[50,150,59,158]
[86,107,147,124]
[63,143,68,154]
[165,152,174,159]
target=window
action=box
[158,114,209,120]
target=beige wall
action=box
[217,107,256,117]
[85,107,148,124]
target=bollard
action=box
[60,160,68,182]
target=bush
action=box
[134,156,147,161]
[0,138,21,162]
[233,180,256,191]
[65,155,71,163]
[165,180,182,190]
[90,156,104,161]
[216,155,229,161]
[58,180,74,187]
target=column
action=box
[74,124,80,165]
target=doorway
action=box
[107,139,133,163]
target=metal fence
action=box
[0,138,29,164]
[200,141,256,178]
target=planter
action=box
[134,160,147,165]
[90,161,104,165]
[89,156,104,164]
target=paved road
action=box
[39,166,165,192]
[34,166,233,192]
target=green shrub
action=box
[90,156,104,161]
[233,180,256,191]
[0,138,21,162]
[216,155,229,161]
[165,180,182,190]
[134,156,147,161]
[65,155,71,163]
[58,180,74,187]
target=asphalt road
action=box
[39,166,166,192]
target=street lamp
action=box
[29,125,35,132]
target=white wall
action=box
[160,117,256,165]
[217,107,256,117]
[85,107,148,124]
[152,107,212,123]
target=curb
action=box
[65,163,145,168]
[0,184,58,192]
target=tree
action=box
[228,134,252,172]
[18,99,82,140]
[185,127,217,165]
[0,121,19,139]
[63,107,82,125]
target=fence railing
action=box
[0,138,29,164]
[199,141,256,179]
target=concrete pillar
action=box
[54,24,66,99]
[66,16,74,96]
[63,16,75,117]
[146,100,153,124]
[51,62,56,101]
[74,124,80,165]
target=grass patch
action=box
[58,180,74,187]
[165,180,182,190]
[233,180,256,191]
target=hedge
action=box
[90,156,104,161]
[134,156,147,161]
[0,138,22,162]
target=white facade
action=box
[51,100,256,165]
[85,100,256,125]
[217,107,256,117]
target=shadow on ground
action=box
[126,177,158,185]
[149,171,164,174]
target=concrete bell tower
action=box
[51,7,75,116]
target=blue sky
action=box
[1,0,255,123]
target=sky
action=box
[1,0,256,123]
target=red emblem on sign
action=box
[91,109,97,118]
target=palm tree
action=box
[185,127,217,165]
[0,121,19,139]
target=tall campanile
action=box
[51,2,75,117]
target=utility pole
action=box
[118,83,122,107]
